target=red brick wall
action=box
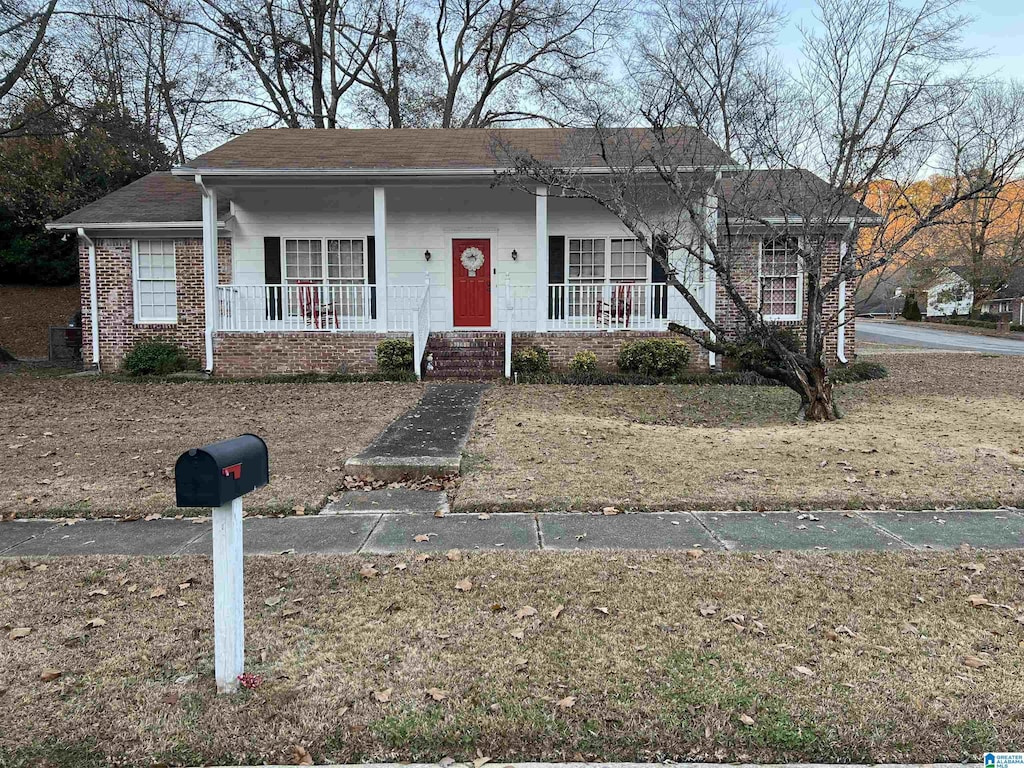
[513,331,709,372]
[213,331,411,376]
[713,235,853,364]
[78,236,231,370]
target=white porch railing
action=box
[412,278,431,380]
[546,282,705,331]
[216,283,426,333]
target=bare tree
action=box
[498,0,1024,421]
[152,0,381,129]
[634,0,783,159]
[354,0,617,128]
[0,0,60,134]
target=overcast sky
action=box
[774,0,1024,79]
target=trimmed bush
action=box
[901,294,922,322]
[1011,323,1024,333]
[978,312,1000,323]
[829,360,889,384]
[617,338,692,376]
[568,350,598,375]
[376,338,414,373]
[512,345,550,374]
[122,340,194,376]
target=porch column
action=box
[705,173,720,368]
[200,182,218,372]
[374,187,388,332]
[535,186,548,332]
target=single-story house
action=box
[924,265,1024,323]
[46,127,863,378]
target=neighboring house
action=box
[47,128,863,378]
[925,265,1024,323]
[924,267,974,317]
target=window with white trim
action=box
[133,239,177,323]
[283,237,368,320]
[284,239,324,283]
[326,238,365,283]
[568,238,605,282]
[760,236,802,318]
[610,238,646,282]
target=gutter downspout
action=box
[77,228,101,371]
[837,222,854,365]
[706,170,721,369]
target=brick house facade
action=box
[50,128,866,378]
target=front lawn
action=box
[457,352,1024,511]
[0,550,1020,766]
[0,375,421,518]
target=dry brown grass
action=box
[458,353,1024,511]
[0,285,81,358]
[0,550,1020,767]
[0,375,421,518]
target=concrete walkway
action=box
[2,509,1023,557]
[343,384,488,480]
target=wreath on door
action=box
[460,246,485,276]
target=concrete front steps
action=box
[426,331,504,380]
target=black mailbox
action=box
[175,434,269,508]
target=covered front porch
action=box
[195,179,716,376]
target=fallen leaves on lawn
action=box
[515,606,537,618]
[963,654,993,669]
[413,533,432,543]
[149,587,167,599]
[84,618,106,628]
[793,665,815,677]
[686,549,703,560]
[446,549,462,562]
[739,714,756,726]
[425,687,448,701]
[8,627,31,639]
[454,578,473,592]
[594,606,609,616]
[967,594,989,608]
[373,688,393,703]
[472,756,491,768]
[39,669,62,682]
[556,695,577,709]
[698,602,719,617]
[550,604,564,619]
[510,628,525,640]
[264,596,282,607]
[289,745,314,765]
[359,564,379,579]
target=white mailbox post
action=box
[175,434,269,694]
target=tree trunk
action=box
[795,365,838,421]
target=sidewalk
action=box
[2,508,1022,557]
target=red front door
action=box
[452,238,491,326]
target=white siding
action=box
[226,183,694,331]
[926,274,973,317]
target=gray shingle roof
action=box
[50,172,229,227]
[717,169,878,221]
[182,126,736,171]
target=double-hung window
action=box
[283,237,367,321]
[567,236,650,320]
[133,239,177,324]
[759,236,802,320]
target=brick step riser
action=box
[428,343,505,351]
[430,364,504,374]
[425,352,501,360]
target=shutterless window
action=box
[760,236,801,317]
[284,239,323,282]
[610,239,647,282]
[134,239,176,323]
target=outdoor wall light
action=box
[511,249,518,260]
[424,250,432,261]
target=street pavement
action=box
[3,508,1023,556]
[856,319,1024,354]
